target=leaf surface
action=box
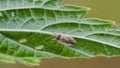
[0,0,120,66]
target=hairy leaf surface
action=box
[0,0,120,66]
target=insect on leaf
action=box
[0,0,120,66]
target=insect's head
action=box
[56,33,61,40]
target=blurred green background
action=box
[1,0,120,68]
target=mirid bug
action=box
[55,33,77,46]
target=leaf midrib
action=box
[0,28,120,49]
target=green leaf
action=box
[0,0,120,66]
[0,53,15,63]
[0,33,56,65]
[0,0,62,10]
